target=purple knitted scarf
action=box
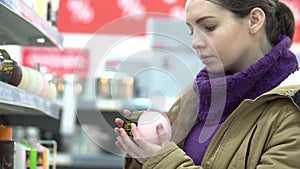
[184,35,299,165]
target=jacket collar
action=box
[278,69,300,87]
[260,69,300,95]
[262,69,300,108]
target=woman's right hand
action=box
[114,109,170,164]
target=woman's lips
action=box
[200,55,212,64]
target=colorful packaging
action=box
[22,142,37,169]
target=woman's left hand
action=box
[114,123,170,164]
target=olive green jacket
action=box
[124,71,300,169]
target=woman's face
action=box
[186,0,256,73]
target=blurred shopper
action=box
[115,0,300,168]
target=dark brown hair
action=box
[207,0,295,46]
[167,84,198,145]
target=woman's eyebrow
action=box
[186,15,216,26]
[195,16,216,24]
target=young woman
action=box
[115,0,300,168]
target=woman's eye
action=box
[204,26,216,32]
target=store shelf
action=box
[0,81,60,119]
[56,153,123,168]
[0,0,63,48]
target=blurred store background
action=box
[0,0,299,169]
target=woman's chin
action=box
[206,65,226,75]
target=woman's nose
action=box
[191,32,207,50]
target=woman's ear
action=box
[248,7,266,34]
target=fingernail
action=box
[131,123,135,128]
[120,129,126,136]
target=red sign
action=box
[58,0,300,43]
[57,0,186,35]
[21,47,90,78]
[284,0,300,43]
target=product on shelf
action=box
[12,126,51,169]
[0,125,52,169]
[22,141,38,169]
[0,125,14,169]
[45,81,57,102]
[24,127,50,169]
[39,77,49,98]
[0,0,60,167]
[21,67,57,101]
[34,69,45,96]
[24,67,39,94]
[15,142,28,169]
[18,66,29,90]
[29,143,50,169]
[0,125,12,140]
[0,140,14,169]
[0,49,22,87]
[43,147,49,169]
[0,48,59,102]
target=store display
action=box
[0,49,58,101]
[11,126,52,169]
[21,67,57,101]
[0,125,52,169]
[0,0,60,168]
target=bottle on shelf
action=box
[15,142,29,169]
[26,127,50,169]
[0,125,15,169]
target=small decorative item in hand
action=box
[123,110,171,144]
[123,111,143,138]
